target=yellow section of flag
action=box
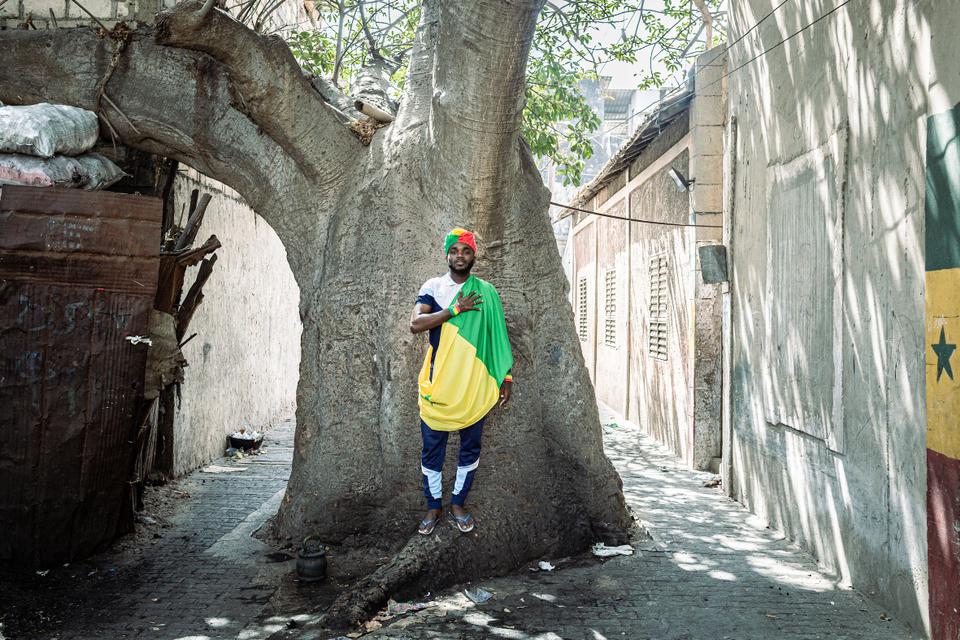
[926,267,960,459]
[418,323,500,432]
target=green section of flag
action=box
[448,275,514,384]
[927,103,960,272]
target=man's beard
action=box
[448,256,475,275]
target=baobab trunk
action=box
[0,0,631,626]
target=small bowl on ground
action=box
[229,434,263,451]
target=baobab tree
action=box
[0,0,718,626]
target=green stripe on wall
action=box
[927,103,960,272]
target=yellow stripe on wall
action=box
[418,324,500,431]
[926,267,960,459]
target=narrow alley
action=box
[0,421,296,640]
[0,417,920,640]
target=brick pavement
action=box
[1,415,925,640]
[316,418,922,640]
[0,419,296,640]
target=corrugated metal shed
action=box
[0,186,162,565]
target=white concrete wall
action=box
[169,169,301,475]
[726,0,928,633]
[689,47,726,471]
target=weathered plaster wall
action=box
[627,146,694,463]
[727,0,928,632]
[689,48,726,471]
[169,169,301,476]
[573,218,597,383]
[594,203,629,415]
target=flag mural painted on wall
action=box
[925,102,960,640]
[418,275,513,432]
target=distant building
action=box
[566,49,726,473]
[542,80,674,287]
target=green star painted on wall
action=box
[932,326,957,382]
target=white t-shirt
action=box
[416,273,464,311]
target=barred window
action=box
[648,254,668,360]
[577,277,588,342]
[604,269,617,347]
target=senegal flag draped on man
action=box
[417,232,513,431]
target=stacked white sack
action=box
[0,103,99,157]
[0,153,126,190]
[0,103,125,190]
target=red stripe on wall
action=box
[928,447,960,640]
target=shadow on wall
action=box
[727,0,928,634]
[169,169,303,476]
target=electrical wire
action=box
[695,0,855,97]
[550,200,722,229]
[569,0,856,208]
[605,0,794,137]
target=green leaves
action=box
[286,0,726,187]
[521,0,726,186]
[287,0,418,95]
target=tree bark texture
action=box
[0,0,630,626]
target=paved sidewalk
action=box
[0,416,923,640]
[0,419,296,640]
[346,419,921,640]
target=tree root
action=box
[321,533,443,628]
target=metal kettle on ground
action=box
[296,536,327,582]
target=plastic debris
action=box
[125,335,153,346]
[464,587,493,604]
[591,543,634,557]
[230,429,261,440]
[703,477,721,488]
[386,599,434,616]
[537,561,555,571]
[35,569,49,577]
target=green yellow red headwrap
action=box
[443,228,477,255]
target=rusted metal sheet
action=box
[0,185,161,566]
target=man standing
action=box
[409,228,513,534]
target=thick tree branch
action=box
[156,0,361,182]
[392,0,438,131]
[0,27,317,243]
[425,0,545,218]
[312,76,364,120]
[352,58,395,113]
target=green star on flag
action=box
[932,326,957,382]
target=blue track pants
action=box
[420,418,484,510]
